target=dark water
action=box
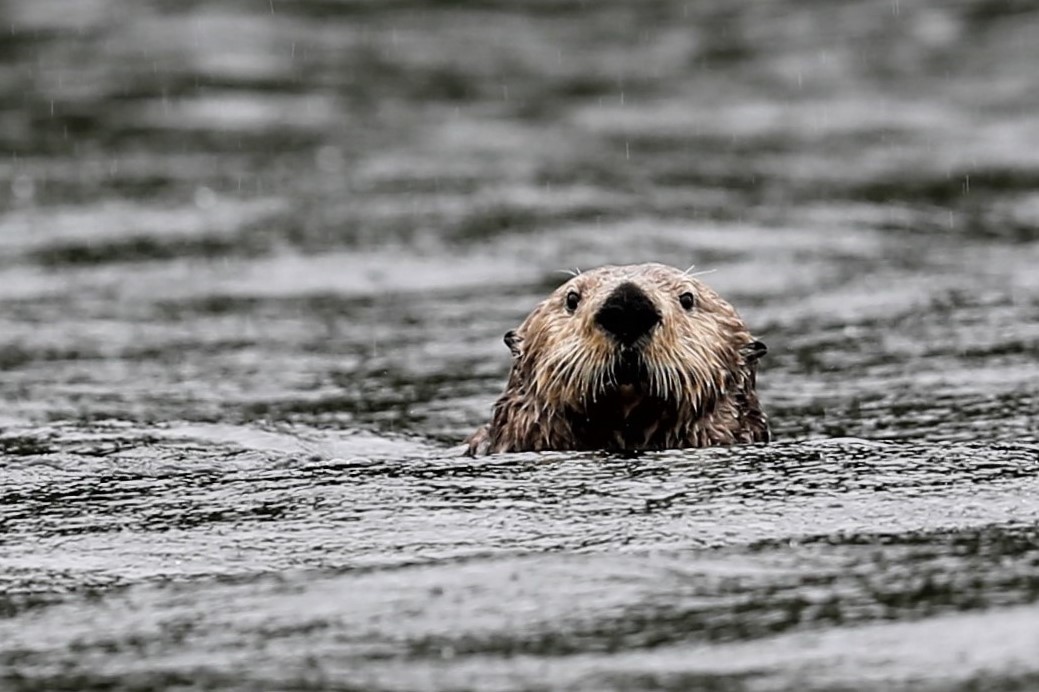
[2,1,1039,689]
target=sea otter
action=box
[466,263,769,455]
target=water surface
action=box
[1,1,1038,689]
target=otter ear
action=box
[503,329,522,358]
[740,340,767,363]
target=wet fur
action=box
[466,263,769,455]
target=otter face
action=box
[511,263,763,415]
[466,262,769,454]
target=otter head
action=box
[469,263,769,454]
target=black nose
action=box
[595,282,661,347]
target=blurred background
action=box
[2,1,1038,690]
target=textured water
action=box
[2,1,1039,690]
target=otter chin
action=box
[465,263,770,455]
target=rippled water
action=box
[2,1,1039,690]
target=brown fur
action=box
[466,263,769,455]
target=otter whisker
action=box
[548,341,595,402]
[669,368,682,403]
[655,366,670,401]
[592,361,608,401]
[545,352,578,396]
[647,366,660,399]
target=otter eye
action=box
[679,292,696,311]
[565,290,581,312]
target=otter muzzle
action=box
[595,282,661,347]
